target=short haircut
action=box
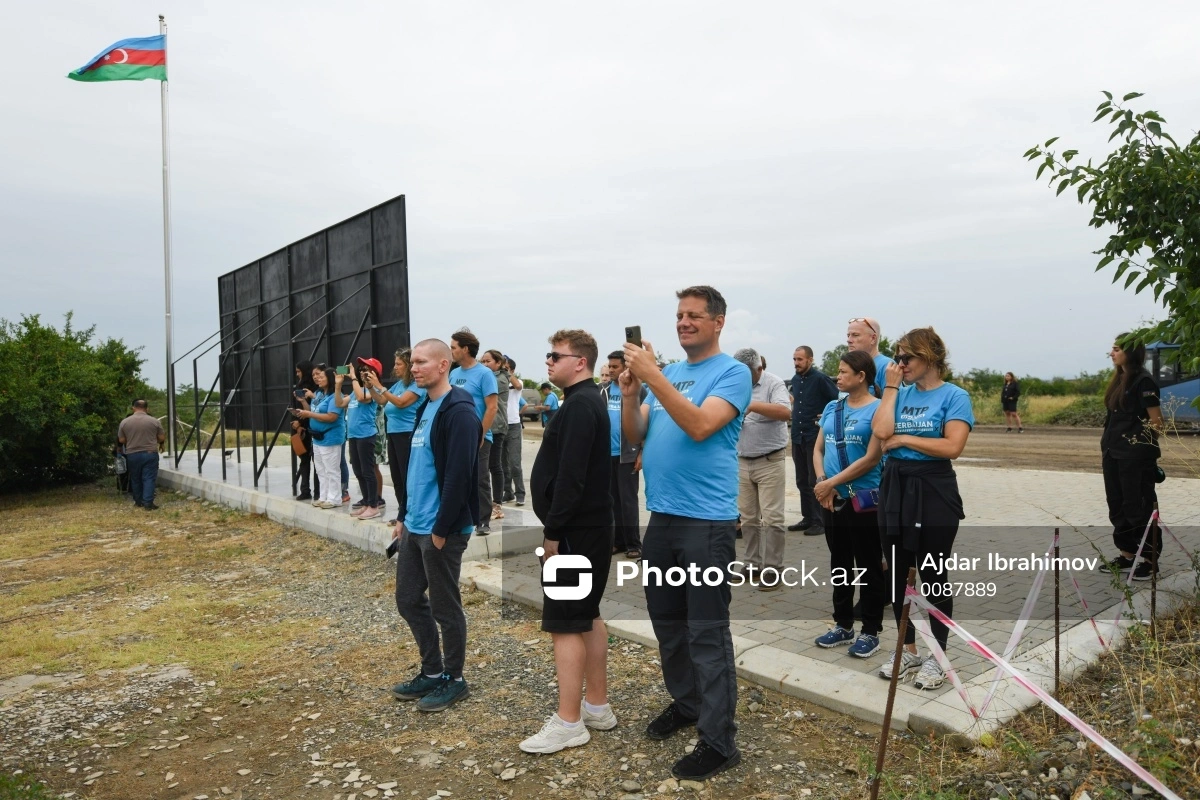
[794,345,814,358]
[413,338,453,363]
[132,399,148,409]
[607,350,625,363]
[732,347,760,369]
[895,327,949,378]
[451,328,480,358]
[676,285,727,318]
[549,329,598,374]
[539,382,552,390]
[505,356,517,371]
[840,349,877,387]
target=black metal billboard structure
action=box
[211,195,409,481]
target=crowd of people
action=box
[162,286,1160,785]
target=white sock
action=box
[425,672,441,679]
[558,715,582,727]
[583,700,608,714]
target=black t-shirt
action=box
[1100,372,1160,459]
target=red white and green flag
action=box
[67,35,166,82]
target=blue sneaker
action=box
[391,672,443,700]
[417,675,470,712]
[814,626,855,648]
[848,633,880,658]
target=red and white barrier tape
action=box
[978,532,1056,716]
[908,613,979,718]
[905,588,1183,800]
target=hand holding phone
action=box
[335,364,350,375]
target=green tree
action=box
[1026,91,1200,404]
[820,337,893,376]
[0,313,145,492]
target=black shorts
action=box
[541,525,614,633]
[1002,400,1018,412]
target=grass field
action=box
[971,391,1090,425]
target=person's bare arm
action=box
[618,369,650,446]
[746,400,790,421]
[623,339,738,442]
[882,421,971,459]
[872,363,903,440]
[481,394,498,438]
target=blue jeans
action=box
[126,451,159,506]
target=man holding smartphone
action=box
[389,339,482,712]
[619,285,751,782]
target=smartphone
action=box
[625,325,642,348]
[386,538,399,558]
[335,365,350,375]
[293,389,305,399]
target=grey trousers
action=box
[477,439,492,523]
[738,450,787,570]
[394,530,470,678]
[504,423,526,500]
[642,512,738,758]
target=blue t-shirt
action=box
[383,380,427,434]
[871,354,893,397]
[347,394,377,439]
[820,398,882,497]
[449,363,498,442]
[889,382,975,461]
[403,395,473,535]
[308,391,346,447]
[541,392,560,426]
[606,387,622,456]
[642,354,752,520]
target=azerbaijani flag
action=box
[67,35,166,82]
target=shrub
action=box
[0,313,144,492]
[1044,394,1107,426]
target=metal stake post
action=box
[870,567,917,800]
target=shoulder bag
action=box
[834,400,879,514]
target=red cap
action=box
[356,357,383,375]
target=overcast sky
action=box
[3,1,1196,388]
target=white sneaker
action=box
[580,702,617,730]
[913,656,945,691]
[519,714,591,754]
[877,649,923,681]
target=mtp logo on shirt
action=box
[535,547,592,601]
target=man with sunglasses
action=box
[619,285,751,782]
[788,346,838,535]
[846,317,893,397]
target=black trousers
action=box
[792,439,819,525]
[477,439,492,524]
[822,501,886,635]
[387,431,413,520]
[295,449,313,495]
[1102,453,1159,558]
[488,434,505,504]
[348,436,378,506]
[886,489,960,654]
[610,456,641,551]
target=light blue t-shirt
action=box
[642,354,752,520]
[402,395,471,535]
[347,394,377,439]
[606,387,622,456]
[871,354,893,397]
[308,391,346,447]
[383,380,427,434]
[889,382,975,461]
[541,391,560,426]
[449,363,498,442]
[820,398,882,497]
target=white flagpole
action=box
[159,14,176,457]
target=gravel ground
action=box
[3,486,1195,799]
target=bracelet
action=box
[885,385,900,390]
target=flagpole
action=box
[159,14,176,458]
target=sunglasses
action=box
[848,317,879,337]
[546,352,584,363]
[893,354,915,365]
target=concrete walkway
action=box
[160,432,1200,742]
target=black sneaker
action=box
[787,520,811,532]
[295,492,312,501]
[502,492,515,503]
[670,740,741,781]
[1131,561,1159,582]
[417,676,470,712]
[391,672,443,700]
[645,703,698,741]
[1099,555,1135,573]
[476,525,490,536]
[351,499,368,510]
[144,502,159,511]
[803,526,825,537]
[515,498,525,506]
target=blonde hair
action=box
[894,327,949,378]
